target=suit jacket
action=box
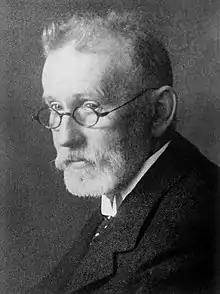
[26,132,220,294]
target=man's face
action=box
[42,43,153,198]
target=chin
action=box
[63,164,121,198]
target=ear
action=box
[151,85,177,138]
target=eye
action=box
[83,101,101,111]
[50,102,63,112]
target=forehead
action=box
[42,44,112,101]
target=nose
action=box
[53,115,85,148]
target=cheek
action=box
[83,128,127,168]
[118,109,152,158]
[87,129,123,152]
[128,106,152,136]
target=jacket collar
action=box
[37,209,104,294]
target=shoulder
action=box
[131,134,219,292]
[165,132,219,190]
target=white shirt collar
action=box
[101,141,170,217]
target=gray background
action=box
[2,0,220,293]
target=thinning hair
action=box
[42,10,173,93]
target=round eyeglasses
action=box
[32,87,157,129]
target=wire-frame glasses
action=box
[32,87,157,129]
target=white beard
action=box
[63,164,119,197]
[55,148,126,198]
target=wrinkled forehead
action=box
[42,44,113,100]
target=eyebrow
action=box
[42,90,105,105]
[42,95,53,104]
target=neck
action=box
[151,128,175,155]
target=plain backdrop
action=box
[2,0,220,293]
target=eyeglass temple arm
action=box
[96,88,157,117]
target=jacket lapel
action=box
[66,133,197,293]
[32,209,103,294]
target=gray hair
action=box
[42,10,173,92]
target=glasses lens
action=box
[74,106,98,127]
[38,108,60,129]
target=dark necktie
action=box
[90,215,113,245]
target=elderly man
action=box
[29,10,219,294]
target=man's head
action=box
[41,10,177,198]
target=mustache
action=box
[54,151,94,170]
